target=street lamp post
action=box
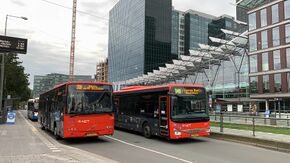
[0,14,27,120]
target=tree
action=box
[3,53,31,107]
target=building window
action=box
[285,0,290,19]
[263,75,270,93]
[262,52,269,71]
[273,50,281,70]
[274,73,282,92]
[250,55,258,73]
[288,73,290,92]
[286,24,290,43]
[260,8,267,27]
[287,48,290,67]
[272,4,279,24]
[250,76,258,94]
[248,12,256,30]
[249,33,257,52]
[261,30,268,49]
[272,27,280,47]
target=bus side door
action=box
[159,96,169,136]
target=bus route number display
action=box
[76,84,105,91]
[173,87,204,95]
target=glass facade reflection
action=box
[272,27,280,47]
[272,4,279,24]
[248,12,256,31]
[108,0,173,82]
[262,52,269,71]
[287,48,290,67]
[286,24,290,43]
[250,76,258,94]
[250,55,257,73]
[260,8,267,27]
[285,0,290,19]
[274,73,282,92]
[261,30,268,49]
[273,50,281,70]
[249,33,257,52]
[263,75,270,93]
[184,10,214,53]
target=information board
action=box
[0,35,27,54]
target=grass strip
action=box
[211,122,290,136]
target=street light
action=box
[0,14,27,119]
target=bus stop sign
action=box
[0,35,27,54]
[6,111,16,124]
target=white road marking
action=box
[105,136,194,163]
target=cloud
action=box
[1,0,237,89]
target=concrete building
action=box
[95,59,108,82]
[246,0,290,112]
[33,73,93,97]
[108,0,176,83]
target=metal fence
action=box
[210,112,290,136]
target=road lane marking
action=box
[105,136,194,163]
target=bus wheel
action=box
[143,123,151,138]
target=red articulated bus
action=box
[39,82,114,139]
[114,84,210,140]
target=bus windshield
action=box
[67,84,113,115]
[171,95,208,121]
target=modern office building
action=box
[171,9,185,57]
[108,0,175,82]
[247,0,290,112]
[33,73,93,97]
[184,10,216,54]
[95,59,108,82]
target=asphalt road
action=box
[59,128,290,163]
[24,110,290,163]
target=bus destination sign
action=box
[0,35,27,54]
[76,85,105,91]
[173,87,204,95]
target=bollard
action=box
[245,117,247,124]
[220,112,223,133]
[215,112,217,121]
[229,115,231,122]
[252,117,255,136]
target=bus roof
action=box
[115,84,204,94]
[41,81,112,96]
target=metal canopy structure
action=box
[114,28,248,89]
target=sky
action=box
[0,0,236,88]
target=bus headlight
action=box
[174,129,181,136]
[34,112,38,116]
[206,128,211,133]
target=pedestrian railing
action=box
[210,112,290,136]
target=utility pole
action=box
[69,0,77,81]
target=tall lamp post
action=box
[0,15,27,119]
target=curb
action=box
[210,132,290,153]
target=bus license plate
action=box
[191,134,198,137]
[86,133,97,137]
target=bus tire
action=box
[143,123,152,139]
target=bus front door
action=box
[159,96,168,136]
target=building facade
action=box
[33,73,93,97]
[184,10,216,54]
[108,0,175,82]
[248,0,290,112]
[171,9,185,57]
[95,59,108,82]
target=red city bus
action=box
[114,84,210,139]
[39,82,114,139]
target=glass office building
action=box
[108,0,174,82]
[184,10,215,54]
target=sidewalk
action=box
[210,126,290,152]
[0,110,118,163]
